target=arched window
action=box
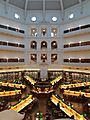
[51,28,57,37]
[41,28,47,36]
[31,41,37,49]
[31,28,37,37]
[51,41,57,49]
[31,54,37,62]
[41,41,47,49]
[51,54,57,63]
[41,54,47,62]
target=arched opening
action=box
[31,54,37,63]
[41,41,47,50]
[51,28,57,37]
[51,41,57,49]
[31,41,37,49]
[51,54,57,63]
[41,28,47,36]
[41,54,47,62]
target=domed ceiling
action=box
[3,0,86,11]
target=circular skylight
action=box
[31,17,37,22]
[14,13,20,19]
[52,17,57,22]
[69,13,74,19]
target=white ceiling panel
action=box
[63,0,79,9]
[9,0,25,9]
[45,1,61,10]
[27,1,43,10]
[2,0,87,10]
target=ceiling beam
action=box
[42,0,45,21]
[5,0,9,14]
[25,0,28,11]
[6,0,9,3]
[60,0,64,20]
[24,0,28,20]
[79,0,83,14]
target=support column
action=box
[37,52,41,64]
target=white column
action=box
[37,40,41,51]
[37,25,41,37]
[47,40,51,51]
[37,52,41,64]
[47,52,51,65]
[47,25,51,37]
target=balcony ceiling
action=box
[3,0,86,11]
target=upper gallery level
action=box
[63,41,90,52]
[0,0,90,39]
[0,0,89,25]
[0,24,25,37]
[63,23,90,37]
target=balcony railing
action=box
[0,58,24,63]
[64,41,90,48]
[64,24,90,34]
[0,24,25,34]
[64,58,90,63]
[0,41,24,48]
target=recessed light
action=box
[69,13,74,19]
[52,17,57,22]
[14,13,20,19]
[31,17,37,22]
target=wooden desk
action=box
[0,90,21,97]
[31,88,54,94]
[50,76,62,85]
[10,95,35,112]
[60,82,90,89]
[0,82,26,89]
[72,80,82,83]
[51,94,87,120]
[63,90,90,98]
[24,76,36,85]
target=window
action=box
[51,28,57,37]
[41,41,47,49]
[31,28,37,37]
[31,17,37,22]
[31,41,37,49]
[52,17,57,22]
[14,13,20,19]
[51,54,57,63]
[69,13,74,19]
[51,41,57,49]
[31,54,37,62]
[41,54,47,62]
[41,28,47,36]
